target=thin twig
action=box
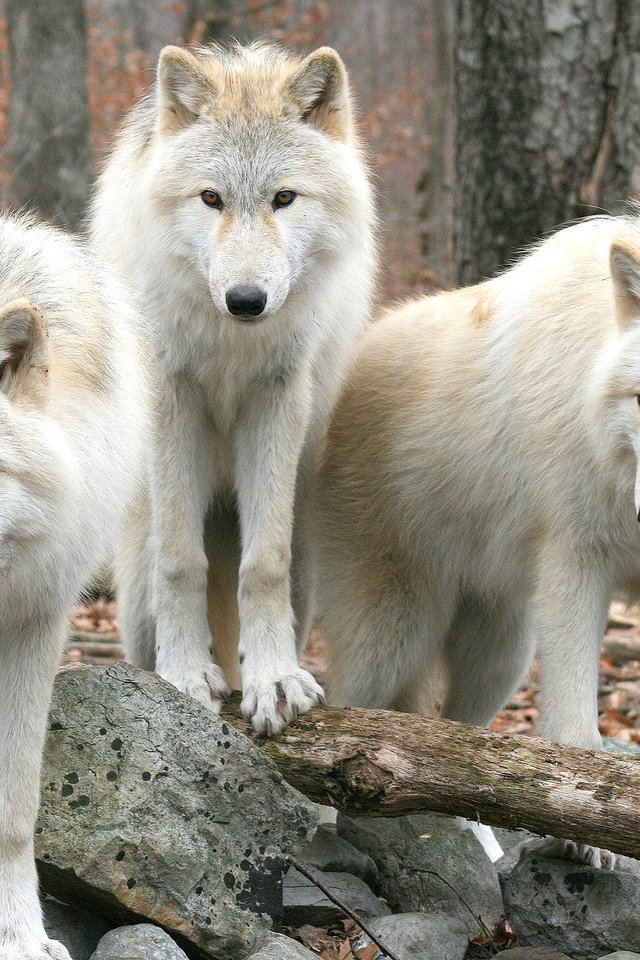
[287,855,402,960]
[415,868,494,948]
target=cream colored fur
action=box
[0,214,149,959]
[312,216,640,866]
[91,42,376,733]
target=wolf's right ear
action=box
[0,299,49,404]
[157,46,217,135]
[610,240,640,330]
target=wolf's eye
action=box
[273,190,296,209]
[201,190,223,210]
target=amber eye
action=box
[273,189,297,209]
[201,190,223,210]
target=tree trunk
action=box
[417,1,455,290]
[222,699,640,860]
[7,0,92,232]
[454,0,640,285]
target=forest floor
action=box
[63,599,640,958]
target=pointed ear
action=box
[157,46,217,135]
[610,239,640,330]
[0,299,49,403]
[283,47,352,141]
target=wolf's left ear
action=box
[610,239,640,330]
[284,47,352,141]
[157,46,217,135]
[0,299,49,405]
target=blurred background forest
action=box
[1,1,640,300]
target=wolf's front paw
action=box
[525,835,616,870]
[0,933,72,960]
[241,667,325,735]
[160,661,231,713]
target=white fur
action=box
[91,43,376,733]
[0,214,149,959]
[312,216,640,863]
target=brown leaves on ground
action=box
[290,920,377,959]
[70,597,119,637]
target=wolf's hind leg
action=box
[115,490,156,672]
[440,594,534,727]
[323,558,452,709]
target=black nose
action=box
[225,284,267,318]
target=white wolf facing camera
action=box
[312,215,640,865]
[91,42,376,733]
[0,215,149,959]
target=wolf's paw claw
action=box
[160,662,231,713]
[525,835,616,870]
[241,667,325,735]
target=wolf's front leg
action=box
[151,373,230,710]
[0,618,71,960]
[235,371,324,734]
[532,541,614,867]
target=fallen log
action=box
[602,632,640,662]
[222,698,640,860]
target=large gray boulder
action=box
[508,854,640,960]
[36,663,318,960]
[282,866,389,926]
[90,924,188,959]
[337,813,503,935]
[354,913,468,960]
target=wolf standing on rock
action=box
[0,215,149,959]
[92,43,376,732]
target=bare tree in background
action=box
[454,1,640,285]
[183,0,253,46]
[7,0,92,231]
[418,1,454,290]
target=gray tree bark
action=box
[454,0,640,285]
[7,0,92,232]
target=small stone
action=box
[90,924,187,959]
[42,898,112,960]
[246,931,319,958]
[355,913,468,960]
[507,853,640,959]
[304,826,378,885]
[603,738,640,757]
[338,813,503,935]
[283,867,390,927]
[598,954,640,959]
[502,949,573,959]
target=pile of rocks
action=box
[38,663,640,959]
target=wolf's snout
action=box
[225,284,267,318]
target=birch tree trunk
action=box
[7,0,92,232]
[454,0,640,285]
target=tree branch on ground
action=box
[221,697,640,859]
